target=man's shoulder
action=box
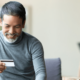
[22,31,41,44]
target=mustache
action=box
[5,33,19,36]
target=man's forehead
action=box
[3,14,21,19]
[2,15,23,25]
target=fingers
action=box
[0,70,4,73]
[0,61,5,66]
[0,61,6,73]
[5,66,6,69]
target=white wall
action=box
[0,0,80,77]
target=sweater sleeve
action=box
[31,39,46,80]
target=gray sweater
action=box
[0,31,46,80]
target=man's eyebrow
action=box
[5,24,10,26]
[15,24,21,26]
[4,24,21,26]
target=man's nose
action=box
[9,27,14,34]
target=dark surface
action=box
[45,58,62,80]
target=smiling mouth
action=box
[8,35,14,37]
[6,35,16,39]
[7,35,15,37]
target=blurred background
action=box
[0,0,80,77]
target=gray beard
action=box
[4,36,18,43]
[4,32,19,43]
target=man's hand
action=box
[0,61,6,73]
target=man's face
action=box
[1,15,25,41]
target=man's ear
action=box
[22,20,26,28]
[0,18,2,27]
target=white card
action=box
[0,59,15,67]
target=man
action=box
[0,1,46,80]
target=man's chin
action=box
[4,36,18,43]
